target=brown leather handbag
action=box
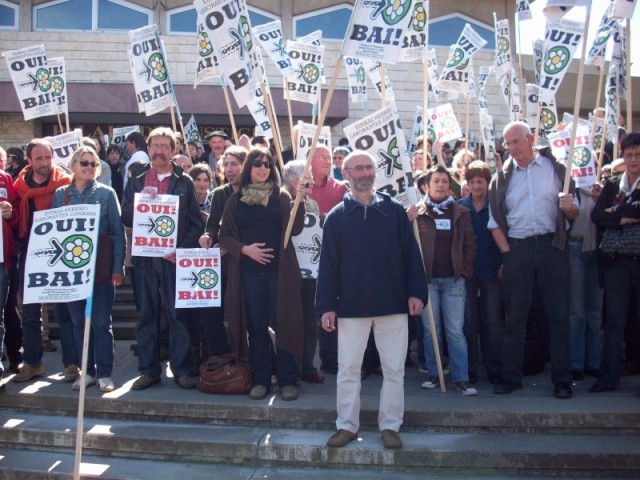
[196,354,253,394]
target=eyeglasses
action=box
[79,160,99,168]
[623,152,640,161]
[250,159,272,169]
[149,144,172,152]
[344,164,375,173]
[502,137,528,148]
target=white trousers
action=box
[336,314,408,433]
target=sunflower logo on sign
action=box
[540,108,557,131]
[238,16,253,53]
[357,66,366,83]
[199,29,214,57]
[593,134,603,150]
[445,48,465,69]
[51,76,65,96]
[197,269,219,289]
[497,36,510,55]
[427,128,437,144]
[544,46,570,74]
[573,147,591,168]
[297,63,320,84]
[36,68,52,92]
[155,216,175,237]
[411,2,426,32]
[379,0,412,25]
[148,53,167,82]
[62,235,94,269]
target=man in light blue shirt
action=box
[488,121,578,399]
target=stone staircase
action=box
[0,341,639,479]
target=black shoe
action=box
[1,353,6,361]
[588,382,616,393]
[494,380,522,395]
[554,382,573,399]
[468,371,478,384]
[42,340,57,352]
[571,369,584,381]
[320,361,338,375]
[488,373,501,385]
[583,368,598,377]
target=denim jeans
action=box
[51,303,79,368]
[0,264,9,375]
[65,279,115,378]
[598,256,640,387]
[242,271,297,388]
[465,275,502,377]
[132,258,194,378]
[300,278,319,377]
[421,277,469,383]
[568,241,602,371]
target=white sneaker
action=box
[72,374,96,391]
[98,377,115,392]
[421,375,439,389]
[456,381,478,396]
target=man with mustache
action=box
[122,128,203,390]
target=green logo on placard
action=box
[62,235,94,269]
[544,46,570,74]
[154,216,175,237]
[573,147,591,168]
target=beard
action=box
[350,175,375,192]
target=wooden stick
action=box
[262,81,285,173]
[563,6,591,194]
[516,14,527,121]
[614,94,620,161]
[65,112,70,134]
[283,58,344,248]
[169,103,177,133]
[591,63,606,148]
[222,85,239,144]
[625,18,632,131]
[412,221,446,392]
[381,63,387,107]
[72,296,94,480]
[533,103,543,147]
[596,117,608,182]
[56,113,64,133]
[265,84,285,160]
[284,77,295,156]
[464,93,470,152]
[423,61,430,170]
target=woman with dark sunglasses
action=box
[51,146,125,393]
[219,147,308,401]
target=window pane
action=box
[296,8,351,40]
[248,10,273,27]
[36,0,92,30]
[429,18,495,50]
[0,4,16,27]
[98,0,148,30]
[169,8,196,33]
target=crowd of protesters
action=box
[0,122,639,446]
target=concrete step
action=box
[0,411,638,477]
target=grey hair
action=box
[282,159,306,188]
[342,149,375,170]
[503,120,532,138]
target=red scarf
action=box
[14,165,71,239]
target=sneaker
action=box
[13,363,45,382]
[381,429,403,449]
[63,364,80,382]
[72,375,97,391]
[43,340,57,352]
[98,377,115,392]
[421,375,439,389]
[131,375,161,390]
[250,384,268,400]
[327,429,357,448]
[456,381,478,396]
[281,385,298,401]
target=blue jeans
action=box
[242,271,297,388]
[132,258,193,378]
[65,279,115,378]
[465,275,503,377]
[598,256,640,387]
[568,241,602,371]
[421,277,469,383]
[0,264,9,375]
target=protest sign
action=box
[494,18,512,78]
[343,102,417,207]
[548,125,597,188]
[408,106,424,155]
[292,212,323,279]
[610,0,637,19]
[131,193,179,257]
[194,18,221,88]
[426,103,463,144]
[610,20,627,98]
[193,0,260,108]
[46,129,83,170]
[341,0,414,64]
[542,0,590,21]
[399,0,428,63]
[295,122,331,161]
[185,115,201,141]
[477,66,491,116]
[47,57,68,116]
[362,59,395,101]
[254,20,294,78]
[538,18,584,105]
[246,85,273,139]
[516,0,534,21]
[436,24,487,93]
[479,112,497,172]
[23,204,100,304]
[127,50,145,114]
[585,6,616,68]
[111,125,140,150]
[285,40,324,104]
[499,69,522,121]
[344,56,368,103]
[129,25,173,116]
[175,248,221,308]
[604,63,619,144]
[532,38,544,87]
[2,44,60,121]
